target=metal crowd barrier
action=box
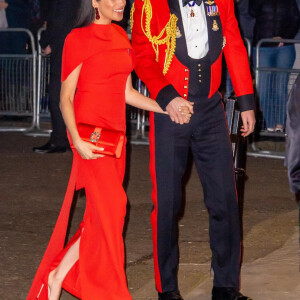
[248,39,300,159]
[244,38,251,59]
[224,98,247,208]
[34,27,51,135]
[0,28,37,132]
[129,79,150,144]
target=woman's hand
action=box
[74,139,105,160]
[178,105,193,123]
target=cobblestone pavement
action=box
[0,132,298,300]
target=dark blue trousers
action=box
[149,93,241,292]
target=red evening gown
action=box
[27,23,134,300]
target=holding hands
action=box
[166,97,194,124]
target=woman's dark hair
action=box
[74,0,100,28]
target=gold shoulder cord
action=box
[131,0,178,75]
[130,3,135,32]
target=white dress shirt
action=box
[178,0,209,59]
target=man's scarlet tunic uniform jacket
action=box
[131,0,255,112]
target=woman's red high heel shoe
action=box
[35,225,83,299]
[35,266,58,299]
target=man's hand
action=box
[273,36,284,47]
[0,2,8,10]
[240,110,255,137]
[166,97,194,124]
[42,45,52,55]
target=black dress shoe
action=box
[158,290,183,300]
[212,287,252,300]
[33,141,67,154]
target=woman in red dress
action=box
[27,1,193,300]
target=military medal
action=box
[205,0,215,4]
[206,5,220,16]
[176,26,182,38]
[188,1,196,18]
[212,20,219,31]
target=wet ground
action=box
[0,132,298,300]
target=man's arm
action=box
[39,0,52,23]
[223,0,255,135]
[131,0,192,123]
[39,0,57,49]
[40,0,79,50]
[223,0,255,111]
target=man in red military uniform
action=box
[131,0,255,299]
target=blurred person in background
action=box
[0,0,30,110]
[0,0,30,54]
[225,0,255,99]
[29,0,51,35]
[29,0,41,37]
[233,0,255,43]
[286,74,300,203]
[0,1,8,103]
[39,0,51,26]
[0,1,8,29]
[250,0,300,132]
[33,0,80,153]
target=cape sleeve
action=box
[61,30,86,82]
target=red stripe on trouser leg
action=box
[149,112,162,293]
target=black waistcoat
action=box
[168,0,212,98]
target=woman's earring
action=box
[95,7,100,20]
